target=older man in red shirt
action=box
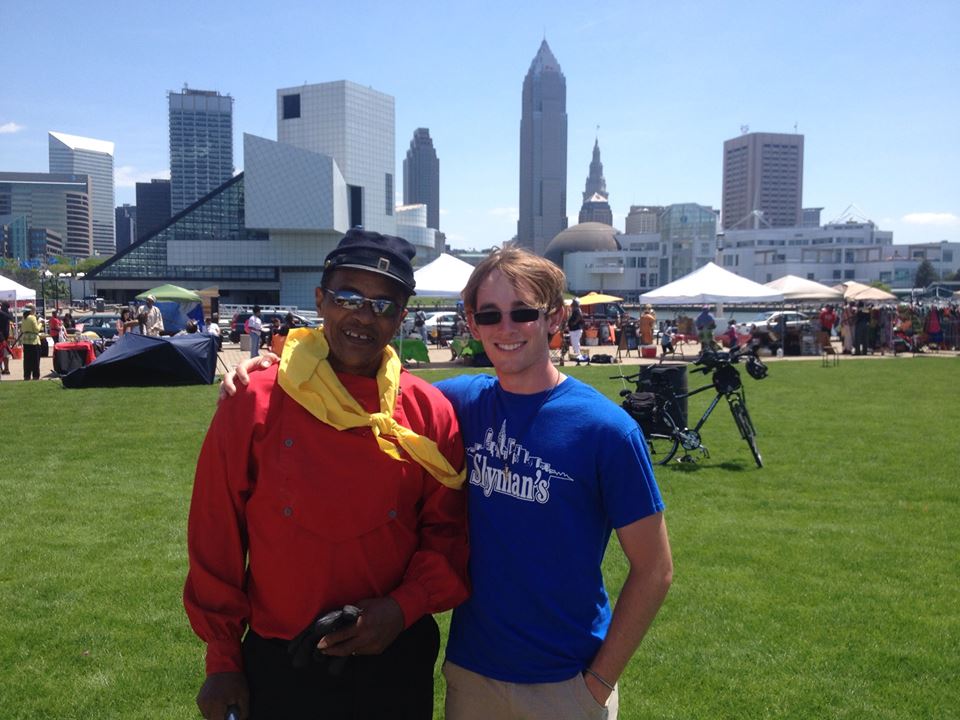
[184,230,469,720]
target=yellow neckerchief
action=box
[276,327,465,489]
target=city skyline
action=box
[1,0,957,253]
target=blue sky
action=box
[1,0,957,250]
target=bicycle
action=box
[614,345,769,468]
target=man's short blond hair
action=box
[462,247,567,315]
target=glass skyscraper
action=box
[403,128,440,232]
[0,171,93,257]
[169,88,234,214]
[518,40,568,256]
[48,131,114,255]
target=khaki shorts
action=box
[443,660,619,720]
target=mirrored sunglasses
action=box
[472,307,544,326]
[323,288,401,317]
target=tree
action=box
[914,259,938,288]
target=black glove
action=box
[287,605,362,671]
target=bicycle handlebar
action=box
[612,345,764,386]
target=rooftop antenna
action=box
[740,124,750,135]
[794,121,799,133]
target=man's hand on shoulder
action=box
[196,671,248,719]
[218,352,281,401]
[317,597,405,657]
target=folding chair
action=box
[549,331,566,366]
[819,331,839,367]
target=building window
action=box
[807,273,815,280]
[385,174,393,216]
[627,257,637,268]
[833,270,842,279]
[879,271,892,282]
[844,269,855,279]
[348,185,363,229]
[282,94,301,120]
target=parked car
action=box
[403,311,461,343]
[228,311,317,343]
[76,313,122,339]
[743,311,811,333]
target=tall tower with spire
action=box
[517,39,568,256]
[582,137,607,203]
[578,138,613,225]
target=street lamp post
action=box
[76,273,86,306]
[42,269,54,314]
[59,272,73,307]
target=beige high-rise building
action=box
[722,131,803,230]
[624,205,663,234]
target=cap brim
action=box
[330,262,416,295]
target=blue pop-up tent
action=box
[62,333,217,388]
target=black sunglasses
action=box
[472,307,545,326]
[323,288,402,317]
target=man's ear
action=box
[466,312,481,337]
[315,287,324,313]
[548,305,568,334]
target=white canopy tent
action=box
[412,253,475,298]
[834,281,896,302]
[0,274,37,303]
[640,262,784,305]
[765,275,844,301]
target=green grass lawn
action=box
[1,357,958,718]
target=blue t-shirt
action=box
[436,373,664,683]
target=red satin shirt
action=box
[184,365,469,674]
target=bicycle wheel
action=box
[644,409,680,466]
[729,397,762,468]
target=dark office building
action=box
[115,204,137,252]
[403,128,440,231]
[518,39,568,256]
[169,87,234,213]
[136,179,171,240]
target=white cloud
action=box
[114,166,169,187]
[901,212,960,226]
[0,122,24,134]
[488,207,518,218]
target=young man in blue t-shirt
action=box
[435,248,672,718]
[223,247,673,718]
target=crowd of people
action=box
[817,300,959,354]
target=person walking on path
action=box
[695,305,717,349]
[14,305,42,380]
[245,305,263,358]
[567,297,586,361]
